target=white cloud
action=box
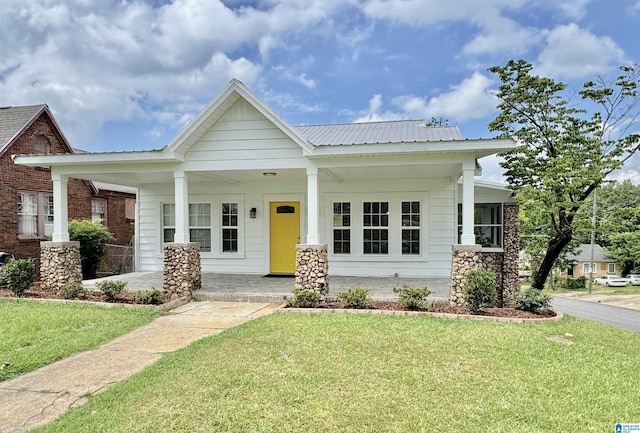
[354,72,497,123]
[463,11,544,56]
[555,0,592,20]
[536,23,627,79]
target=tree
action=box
[68,220,114,279]
[489,59,640,290]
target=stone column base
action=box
[449,244,481,306]
[295,244,329,296]
[163,243,201,299]
[40,241,83,291]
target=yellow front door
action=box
[270,201,300,274]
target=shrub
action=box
[514,288,551,313]
[462,269,497,314]
[393,284,431,310]
[336,287,371,309]
[3,258,35,297]
[284,288,323,308]
[0,269,6,287]
[59,281,87,300]
[68,220,114,280]
[95,280,127,302]
[135,288,166,305]
[565,276,587,291]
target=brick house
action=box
[0,104,135,264]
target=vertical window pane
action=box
[333,202,351,255]
[458,203,503,247]
[363,201,389,254]
[402,201,420,255]
[222,203,239,253]
[18,193,38,237]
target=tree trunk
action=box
[531,233,573,290]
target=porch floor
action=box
[84,272,451,303]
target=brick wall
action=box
[0,114,91,261]
[93,190,135,246]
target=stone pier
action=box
[295,244,329,296]
[40,241,83,291]
[163,243,201,299]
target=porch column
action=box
[51,172,70,242]
[306,166,320,244]
[173,171,190,243]
[460,163,476,245]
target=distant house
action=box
[0,104,135,264]
[567,244,619,279]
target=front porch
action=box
[83,272,451,304]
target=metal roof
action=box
[0,104,46,154]
[294,120,463,146]
[92,181,138,195]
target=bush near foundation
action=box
[3,258,35,297]
[336,287,372,309]
[284,288,323,308]
[96,280,127,302]
[59,281,88,300]
[68,220,114,280]
[393,284,432,310]
[514,288,551,313]
[462,269,497,314]
[135,288,166,305]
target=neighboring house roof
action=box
[294,121,463,146]
[0,104,47,156]
[92,181,138,195]
[568,244,614,263]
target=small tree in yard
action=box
[68,220,114,280]
[489,59,640,290]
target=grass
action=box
[31,312,640,433]
[0,299,162,381]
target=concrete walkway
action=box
[0,301,279,433]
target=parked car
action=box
[0,252,11,269]
[594,275,628,287]
[625,274,640,286]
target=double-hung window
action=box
[221,203,238,253]
[332,202,351,254]
[401,201,420,255]
[458,203,503,248]
[91,199,106,224]
[18,192,54,239]
[363,201,388,254]
[162,203,212,252]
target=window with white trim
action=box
[221,203,238,253]
[363,201,388,254]
[162,203,212,252]
[458,203,503,248]
[401,201,420,255]
[583,263,595,274]
[332,202,351,254]
[91,199,106,224]
[608,263,616,273]
[18,192,54,239]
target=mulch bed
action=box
[303,300,557,319]
[0,284,138,304]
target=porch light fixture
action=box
[262,172,276,176]
[250,208,257,219]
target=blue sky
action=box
[1,0,639,182]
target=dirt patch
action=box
[546,334,575,345]
[295,300,557,319]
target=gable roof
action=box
[0,104,47,157]
[568,244,614,263]
[163,79,314,157]
[295,121,463,146]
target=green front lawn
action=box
[0,299,162,382]
[33,312,639,433]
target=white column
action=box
[306,167,320,244]
[51,172,69,242]
[173,171,190,243]
[460,163,476,245]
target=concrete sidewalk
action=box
[0,301,280,433]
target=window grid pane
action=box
[402,201,420,255]
[333,202,351,255]
[458,203,503,248]
[222,203,238,253]
[44,195,54,223]
[363,201,389,254]
[18,193,38,237]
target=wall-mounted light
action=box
[262,172,277,176]
[250,207,257,218]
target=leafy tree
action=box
[489,59,640,290]
[607,232,640,275]
[68,220,114,279]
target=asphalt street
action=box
[551,297,640,333]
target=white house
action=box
[14,79,519,304]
